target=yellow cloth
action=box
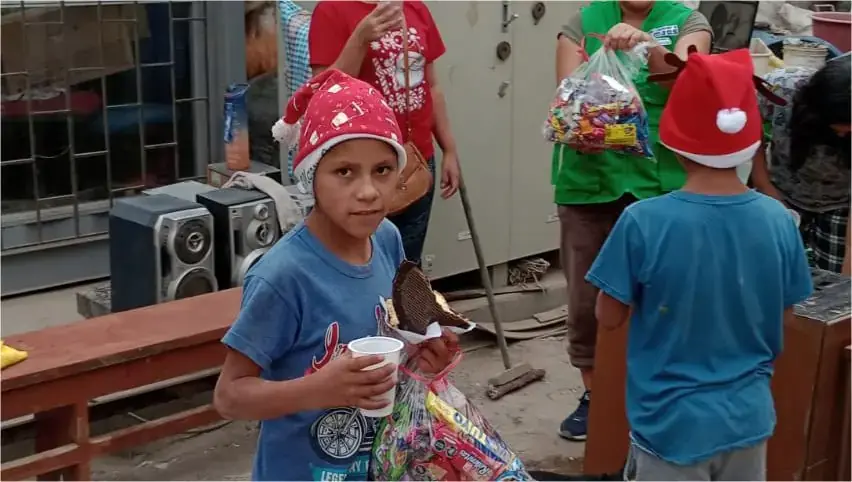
[769,54,785,69]
[1,340,28,369]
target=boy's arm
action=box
[214,276,308,420]
[752,80,786,201]
[427,64,457,157]
[585,211,644,330]
[752,145,785,203]
[422,7,451,153]
[215,349,322,420]
[308,2,363,77]
[421,8,459,199]
[309,2,402,77]
[595,291,631,330]
[784,220,814,308]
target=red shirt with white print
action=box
[309,0,446,160]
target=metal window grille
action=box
[0,1,246,296]
[0,1,210,251]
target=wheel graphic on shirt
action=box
[310,408,366,463]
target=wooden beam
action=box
[2,405,222,480]
[2,342,225,420]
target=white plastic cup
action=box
[347,336,404,417]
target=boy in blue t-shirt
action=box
[214,69,456,481]
[586,50,813,480]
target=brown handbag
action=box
[387,18,434,216]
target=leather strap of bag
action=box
[401,13,413,140]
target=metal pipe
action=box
[19,0,44,244]
[458,175,512,370]
[167,1,182,181]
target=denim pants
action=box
[387,157,436,264]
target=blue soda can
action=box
[224,83,250,171]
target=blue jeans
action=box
[388,157,436,264]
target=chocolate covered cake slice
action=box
[391,260,471,335]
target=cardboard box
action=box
[1,4,149,95]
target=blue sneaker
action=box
[558,390,590,441]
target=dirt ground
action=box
[90,337,586,481]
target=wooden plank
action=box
[768,314,825,481]
[1,289,240,392]
[533,305,569,324]
[34,402,90,481]
[0,444,82,481]
[476,317,565,333]
[1,406,221,480]
[799,319,851,480]
[1,368,221,431]
[584,322,629,476]
[89,405,220,456]
[2,341,225,421]
[838,346,851,481]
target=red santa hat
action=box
[271,69,406,193]
[659,49,762,169]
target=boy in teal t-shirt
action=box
[588,50,812,480]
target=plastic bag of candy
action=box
[370,262,533,481]
[543,42,653,158]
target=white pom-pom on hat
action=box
[716,108,747,134]
[271,118,301,148]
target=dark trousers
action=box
[388,157,436,264]
[558,195,636,370]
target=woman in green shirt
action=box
[554,0,712,442]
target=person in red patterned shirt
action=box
[309,0,460,264]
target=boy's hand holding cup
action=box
[312,340,400,413]
[345,336,404,417]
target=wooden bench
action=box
[1,289,240,481]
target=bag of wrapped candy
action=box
[370,261,533,481]
[543,39,653,158]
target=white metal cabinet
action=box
[507,1,582,260]
[421,1,513,279]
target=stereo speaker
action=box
[196,188,281,289]
[109,194,217,312]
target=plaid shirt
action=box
[760,66,850,273]
[280,0,312,179]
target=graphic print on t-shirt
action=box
[369,27,427,115]
[304,306,385,481]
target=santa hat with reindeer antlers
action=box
[272,68,406,193]
[651,48,785,169]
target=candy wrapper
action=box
[543,42,653,158]
[370,354,533,481]
[370,263,533,481]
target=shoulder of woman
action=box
[406,1,437,22]
[559,12,583,44]
[681,10,713,36]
